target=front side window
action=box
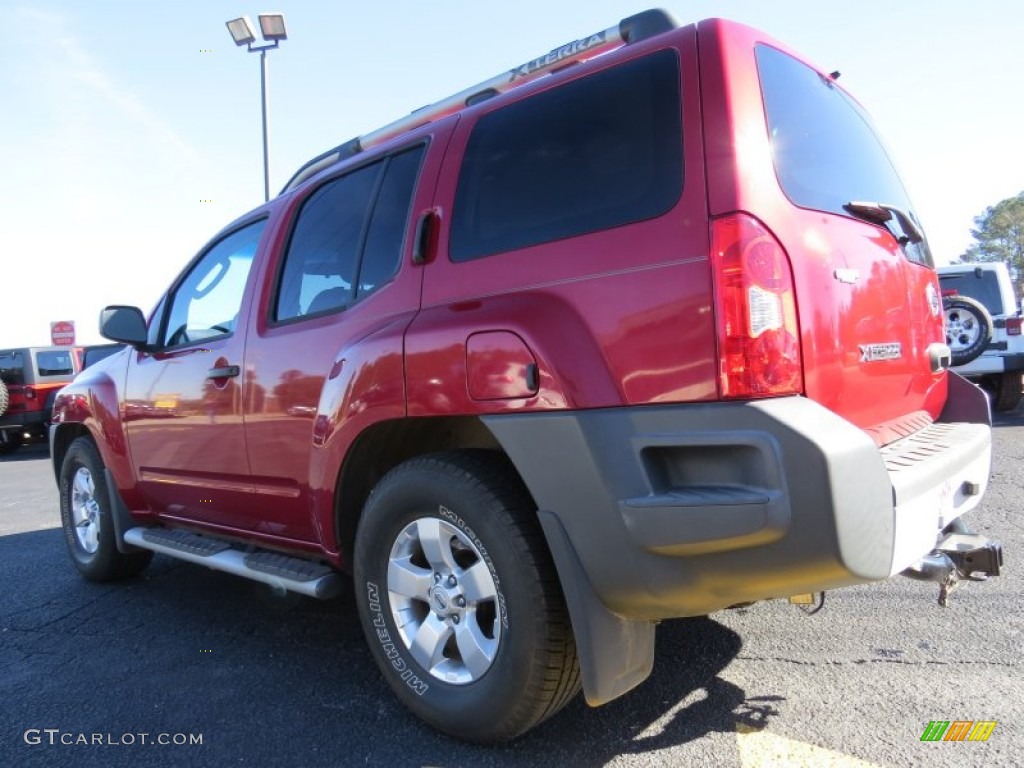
[162,219,266,347]
[451,49,683,262]
[756,44,931,266]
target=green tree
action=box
[959,192,1024,290]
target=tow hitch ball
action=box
[902,533,1004,607]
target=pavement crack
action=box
[736,654,1020,668]
[5,586,121,631]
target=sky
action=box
[1,0,1022,348]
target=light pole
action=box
[226,13,287,203]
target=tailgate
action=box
[784,211,947,440]
[699,20,947,440]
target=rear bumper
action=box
[0,407,49,432]
[484,374,992,619]
[955,352,1024,376]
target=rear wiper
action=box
[843,201,924,245]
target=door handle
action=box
[411,209,437,265]
[207,365,241,379]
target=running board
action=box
[122,527,344,599]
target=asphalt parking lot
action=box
[1,419,1021,768]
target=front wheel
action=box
[353,451,580,743]
[59,437,152,581]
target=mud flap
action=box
[104,468,147,555]
[537,510,655,705]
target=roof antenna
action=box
[829,70,841,80]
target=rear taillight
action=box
[23,387,36,400]
[1007,317,1022,336]
[711,213,802,399]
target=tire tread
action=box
[357,449,581,742]
[61,437,152,582]
[994,372,1022,412]
[417,451,580,733]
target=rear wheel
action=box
[993,371,1022,412]
[353,451,580,743]
[59,437,152,581]
[944,295,992,366]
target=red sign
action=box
[51,320,76,346]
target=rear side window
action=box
[275,145,425,321]
[36,350,75,376]
[276,162,382,321]
[0,351,25,385]
[451,49,683,262]
[756,45,931,267]
[358,148,425,298]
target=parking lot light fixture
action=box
[225,16,257,46]
[258,13,287,41]
[225,12,287,202]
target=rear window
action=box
[0,351,25,385]
[756,44,931,267]
[451,49,683,262]
[36,350,75,376]
[939,271,1008,316]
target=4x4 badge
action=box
[859,343,902,362]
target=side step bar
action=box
[122,527,344,599]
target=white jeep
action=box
[938,261,1024,411]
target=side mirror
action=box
[100,306,149,348]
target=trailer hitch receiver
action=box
[902,532,1003,607]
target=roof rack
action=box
[280,8,677,194]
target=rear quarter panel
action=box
[408,26,716,413]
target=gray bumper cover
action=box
[482,374,991,704]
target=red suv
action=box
[51,11,1001,742]
[0,346,79,455]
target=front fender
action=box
[50,366,135,504]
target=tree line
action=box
[956,191,1024,292]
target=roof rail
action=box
[281,8,677,194]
